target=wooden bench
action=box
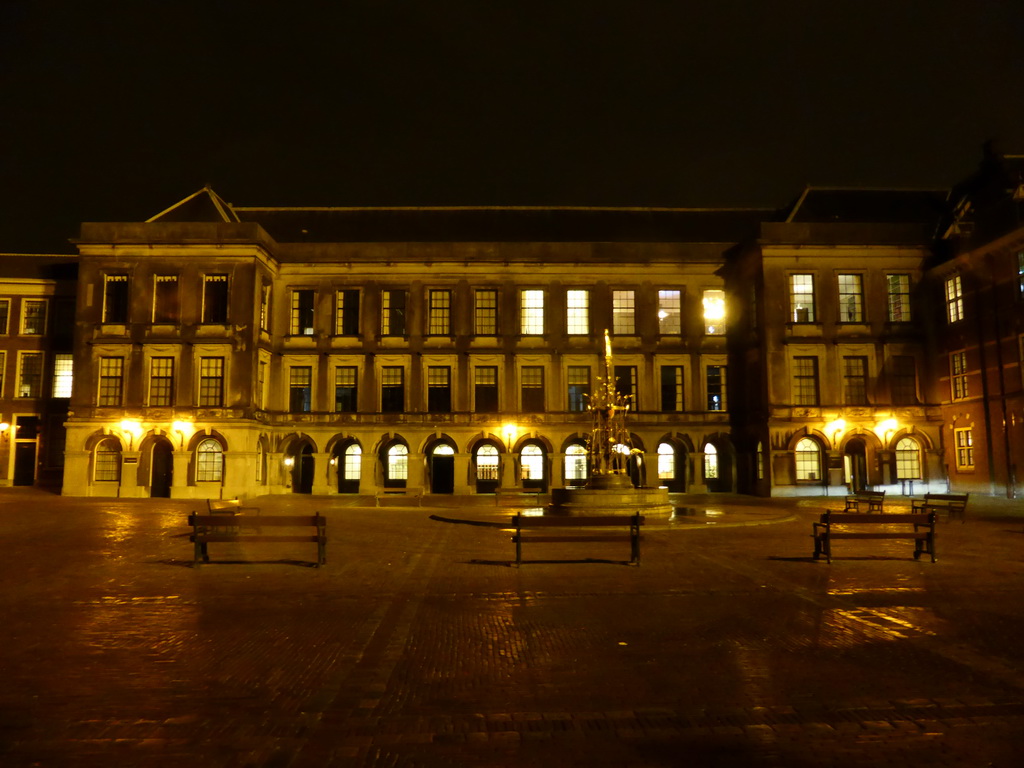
[912,492,968,523]
[189,512,326,567]
[207,498,261,515]
[375,487,424,506]
[843,490,885,513]
[812,511,936,564]
[510,513,644,566]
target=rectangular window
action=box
[290,289,316,335]
[567,365,590,412]
[21,299,47,335]
[104,275,129,323]
[838,274,864,322]
[381,366,404,412]
[658,290,681,334]
[428,289,452,336]
[381,290,407,336]
[614,365,638,410]
[198,357,224,407]
[891,355,918,405]
[52,353,73,398]
[97,357,123,406]
[474,366,499,412]
[0,299,8,333]
[843,356,869,405]
[289,366,312,412]
[790,274,815,323]
[153,275,180,322]
[702,289,725,335]
[475,289,498,335]
[149,357,174,406]
[951,350,968,400]
[427,366,452,412]
[886,274,912,322]
[94,444,121,482]
[955,428,974,470]
[260,283,271,331]
[792,356,819,406]
[257,360,267,410]
[335,289,360,335]
[945,274,964,323]
[521,290,544,335]
[660,365,684,412]
[612,290,635,335]
[335,366,358,412]
[202,275,229,324]
[521,366,545,412]
[706,365,727,411]
[566,289,590,335]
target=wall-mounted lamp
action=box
[502,423,517,451]
[118,419,144,450]
[0,422,9,442]
[283,456,295,468]
[171,420,193,450]
[825,418,846,449]
[875,418,898,447]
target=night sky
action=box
[2,1,1023,253]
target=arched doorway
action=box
[520,443,547,493]
[474,443,500,493]
[704,438,734,492]
[335,442,362,494]
[381,441,409,488]
[430,443,455,494]
[150,438,173,498]
[657,441,686,492]
[291,441,315,494]
[845,437,868,491]
[563,443,588,487]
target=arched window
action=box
[756,441,765,480]
[256,442,264,483]
[895,437,921,479]
[657,442,675,479]
[345,444,362,480]
[387,444,408,480]
[476,444,499,480]
[521,444,543,480]
[565,443,587,482]
[704,443,719,479]
[94,438,121,482]
[794,437,821,481]
[196,438,224,482]
[433,444,455,456]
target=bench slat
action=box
[192,534,324,543]
[512,534,637,543]
[512,515,644,527]
[190,515,324,527]
[826,532,930,540]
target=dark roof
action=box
[231,206,776,243]
[0,253,78,281]
[785,188,948,227]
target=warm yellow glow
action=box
[875,418,899,443]
[172,420,192,434]
[119,419,143,437]
[0,422,8,433]
[703,291,725,321]
[826,419,846,436]
[503,423,517,446]
[283,456,295,467]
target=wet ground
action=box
[2,488,1024,767]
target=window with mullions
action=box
[702,289,725,335]
[259,283,271,331]
[335,366,357,412]
[290,290,315,335]
[706,365,727,411]
[335,289,360,335]
[257,360,267,410]
[567,366,590,412]
[0,299,8,333]
[52,354,73,398]
[475,289,498,335]
[954,428,974,470]
[21,299,46,335]
[344,444,362,480]
[660,366,684,412]
[945,275,964,323]
[381,366,404,412]
[97,357,123,406]
[289,366,312,412]
[614,365,637,410]
[565,444,588,484]
[790,274,815,323]
[795,438,822,481]
[891,355,918,405]
[149,357,174,406]
[951,351,968,400]
[658,290,681,334]
[196,438,224,482]
[198,357,224,407]
[202,275,229,324]
[704,444,719,480]
[843,356,869,405]
[427,366,452,412]
[792,356,819,405]
[520,290,544,335]
[566,290,590,335]
[886,274,912,322]
[428,290,451,336]
[381,290,407,336]
[838,274,864,322]
[474,366,498,412]
[387,444,409,481]
[18,352,43,398]
[104,275,129,323]
[895,437,921,480]
[521,366,545,412]
[612,290,635,335]
[476,444,499,481]
[94,439,122,482]
[153,276,180,322]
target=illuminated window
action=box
[704,444,718,480]
[520,290,544,335]
[564,444,588,483]
[153,275,179,322]
[344,444,362,480]
[476,444,499,481]
[838,274,864,322]
[260,283,271,331]
[381,290,407,336]
[475,289,498,335]
[706,365,727,411]
[795,437,821,481]
[289,366,312,412]
[427,366,452,413]
[428,289,451,335]
[335,366,357,412]
[0,299,9,333]
[149,357,173,406]
[658,290,681,334]
[387,444,409,481]
[202,274,228,324]
[566,289,590,335]
[660,366,683,412]
[567,366,590,412]
[290,289,315,335]
[657,442,675,479]
[951,351,968,400]
[945,275,964,323]
[196,438,224,482]
[94,438,121,482]
[97,357,123,406]
[474,366,498,412]
[612,290,635,335]
[790,274,815,323]
[198,357,224,407]
[954,428,974,470]
[843,356,868,405]
[520,444,543,480]
[381,366,404,412]
[792,356,819,405]
[104,275,129,323]
[702,289,725,335]
[895,437,921,479]
[335,289,359,335]
[886,274,912,322]
[756,442,764,480]
[21,299,47,335]
[52,353,73,398]
[521,366,545,412]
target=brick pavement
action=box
[1,488,1024,766]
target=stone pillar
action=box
[500,452,517,489]
[362,452,382,495]
[453,452,472,495]
[170,451,192,498]
[62,451,90,495]
[407,451,426,490]
[119,451,143,497]
[223,451,255,499]
[312,452,333,495]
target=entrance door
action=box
[151,440,173,498]
[13,442,36,486]
[337,443,361,494]
[292,443,314,494]
[430,445,455,494]
[846,438,868,491]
